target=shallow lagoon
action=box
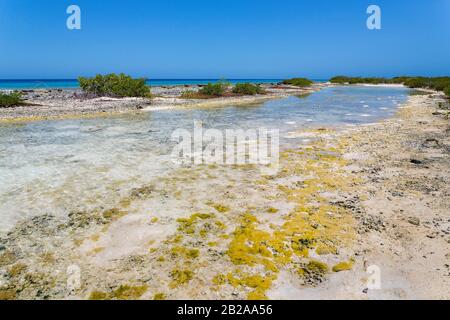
[0,86,409,231]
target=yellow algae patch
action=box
[113,285,148,300]
[267,207,279,214]
[210,203,230,213]
[177,213,215,234]
[40,252,55,265]
[151,217,159,223]
[299,260,329,276]
[227,214,287,273]
[221,137,359,297]
[154,293,167,300]
[89,247,105,256]
[332,259,355,273]
[170,246,200,259]
[170,269,194,288]
[316,243,338,255]
[0,289,17,300]
[214,272,275,300]
[88,285,148,300]
[7,263,28,278]
[102,208,127,220]
[89,291,109,300]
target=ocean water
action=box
[0,86,409,231]
[0,79,283,90]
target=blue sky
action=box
[0,0,449,79]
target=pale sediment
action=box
[0,91,448,300]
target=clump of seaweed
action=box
[170,269,194,288]
[0,251,16,267]
[88,284,148,300]
[332,259,355,272]
[8,263,28,278]
[154,293,167,300]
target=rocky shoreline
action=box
[0,89,448,300]
[0,83,318,123]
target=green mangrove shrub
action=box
[0,91,24,108]
[445,86,450,98]
[232,83,264,95]
[330,76,393,84]
[330,75,450,98]
[78,73,151,98]
[198,81,229,97]
[282,78,313,87]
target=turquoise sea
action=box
[0,79,286,90]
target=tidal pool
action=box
[0,86,409,232]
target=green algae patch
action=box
[332,259,355,273]
[170,269,194,288]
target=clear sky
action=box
[0,0,449,79]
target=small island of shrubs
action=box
[181,82,265,99]
[0,92,25,108]
[330,76,450,98]
[78,73,151,98]
[282,78,313,87]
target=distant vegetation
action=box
[0,91,24,108]
[181,81,265,99]
[330,76,393,84]
[282,78,313,87]
[330,76,450,98]
[78,73,151,98]
[232,83,264,95]
[199,81,229,97]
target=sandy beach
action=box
[0,86,448,300]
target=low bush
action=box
[198,82,229,97]
[180,90,210,99]
[232,83,264,95]
[445,86,450,98]
[282,78,313,87]
[331,75,450,98]
[0,91,24,108]
[330,76,392,84]
[78,73,151,98]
